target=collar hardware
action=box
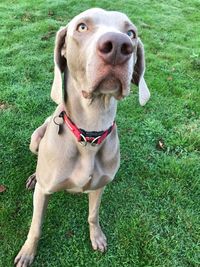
[56,111,115,146]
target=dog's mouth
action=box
[96,76,122,94]
[82,75,124,99]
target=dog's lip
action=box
[82,90,93,99]
[95,76,122,92]
[82,66,130,99]
[82,76,127,100]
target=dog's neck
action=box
[64,76,117,131]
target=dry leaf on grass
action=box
[156,139,165,150]
[65,230,74,238]
[167,76,173,81]
[41,31,55,41]
[0,185,6,193]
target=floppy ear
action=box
[51,26,67,104]
[132,38,150,106]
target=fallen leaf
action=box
[0,102,12,110]
[48,10,54,16]
[167,76,173,81]
[65,230,74,238]
[0,185,6,193]
[41,31,55,41]
[156,139,165,150]
[140,22,152,29]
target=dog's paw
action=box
[26,173,37,190]
[14,243,35,267]
[90,226,107,252]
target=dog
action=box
[14,8,150,266]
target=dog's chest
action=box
[36,120,120,194]
[65,148,118,193]
[49,147,118,193]
[37,139,119,194]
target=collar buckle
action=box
[79,134,87,146]
[91,136,101,146]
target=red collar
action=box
[58,111,115,146]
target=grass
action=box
[0,0,200,266]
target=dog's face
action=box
[66,8,137,100]
[51,8,150,105]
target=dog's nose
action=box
[97,32,133,65]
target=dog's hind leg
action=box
[26,172,37,190]
[29,116,51,155]
[26,116,51,190]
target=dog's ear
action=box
[51,26,67,104]
[132,38,150,106]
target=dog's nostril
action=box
[99,41,113,54]
[98,33,134,65]
[121,43,133,55]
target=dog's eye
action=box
[127,30,135,39]
[77,23,88,32]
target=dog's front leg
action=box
[14,183,50,267]
[88,187,107,252]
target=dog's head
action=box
[51,8,150,106]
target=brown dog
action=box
[15,8,150,266]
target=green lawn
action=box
[0,0,200,266]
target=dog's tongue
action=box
[82,90,93,99]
